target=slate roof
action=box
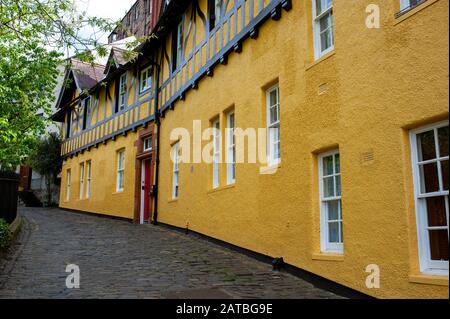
[70,59,106,90]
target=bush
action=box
[0,218,11,250]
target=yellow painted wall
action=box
[155,0,449,298]
[59,131,138,220]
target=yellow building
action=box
[54,0,449,298]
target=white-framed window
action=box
[118,73,127,111]
[66,169,71,201]
[266,84,280,166]
[116,149,125,192]
[139,66,152,93]
[172,142,180,199]
[313,0,334,60]
[82,97,91,130]
[86,161,91,199]
[79,163,85,199]
[226,112,236,185]
[176,20,183,69]
[400,0,423,11]
[143,137,152,152]
[212,119,221,189]
[410,121,449,275]
[319,150,343,253]
[215,0,222,26]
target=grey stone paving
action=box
[0,208,344,299]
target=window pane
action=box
[429,230,449,261]
[438,126,449,157]
[334,153,340,173]
[417,130,436,161]
[441,160,448,191]
[327,200,339,221]
[426,196,448,227]
[322,155,334,175]
[274,141,280,160]
[270,105,278,124]
[419,162,439,193]
[320,27,333,52]
[323,176,334,198]
[335,175,341,196]
[328,222,339,243]
[316,0,332,15]
[270,89,278,106]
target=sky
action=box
[74,0,137,45]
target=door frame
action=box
[133,124,155,224]
[140,158,152,224]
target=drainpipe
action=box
[152,58,161,226]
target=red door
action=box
[143,159,153,222]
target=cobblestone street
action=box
[0,208,344,299]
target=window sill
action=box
[312,253,344,261]
[409,274,448,286]
[306,50,335,71]
[168,198,178,203]
[259,163,281,175]
[207,184,235,194]
[394,0,438,25]
[112,191,124,195]
[139,88,152,97]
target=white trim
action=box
[212,119,221,189]
[410,120,449,275]
[86,161,91,199]
[143,137,153,152]
[318,149,343,253]
[66,169,71,201]
[118,73,127,111]
[312,0,334,60]
[139,66,152,93]
[266,84,281,166]
[172,142,180,199]
[116,150,125,192]
[79,162,84,200]
[226,112,236,185]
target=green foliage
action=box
[0,0,117,170]
[28,132,62,205]
[0,218,12,250]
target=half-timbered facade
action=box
[54,0,449,298]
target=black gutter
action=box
[151,58,161,226]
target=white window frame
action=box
[400,0,423,11]
[410,121,449,275]
[66,169,71,201]
[318,149,343,253]
[172,142,180,199]
[212,119,221,189]
[116,150,125,192]
[266,84,281,166]
[215,0,222,26]
[86,161,91,199]
[226,112,236,185]
[143,137,153,152]
[312,0,334,60]
[139,66,152,93]
[79,163,85,200]
[176,20,184,69]
[118,73,127,111]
